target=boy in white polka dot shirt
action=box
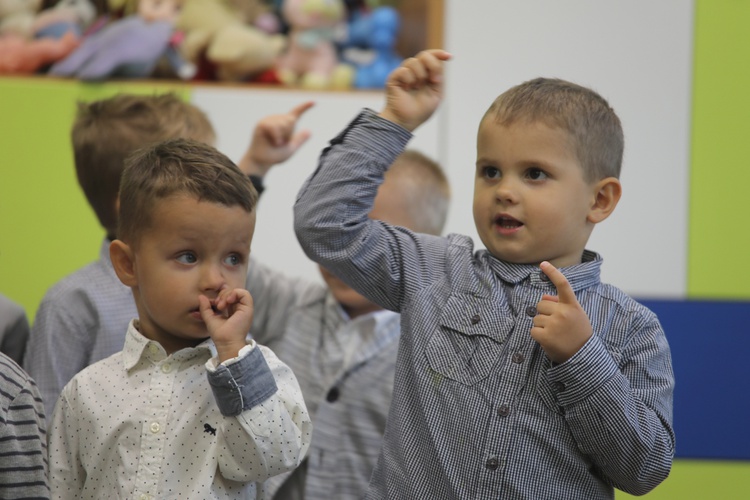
[47,139,311,499]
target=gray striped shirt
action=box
[0,352,48,499]
[294,110,675,499]
[246,260,401,500]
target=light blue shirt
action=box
[246,259,401,500]
[24,238,136,420]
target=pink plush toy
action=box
[275,0,349,88]
[0,31,79,74]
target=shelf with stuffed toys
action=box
[0,0,444,92]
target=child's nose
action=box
[200,264,226,293]
[495,178,519,203]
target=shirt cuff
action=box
[206,342,278,416]
[547,334,620,407]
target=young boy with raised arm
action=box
[293,50,675,498]
[24,94,313,421]
[47,138,311,499]
[244,149,450,500]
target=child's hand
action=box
[379,49,451,132]
[238,101,315,177]
[531,261,593,364]
[199,287,254,363]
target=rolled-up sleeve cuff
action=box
[548,334,620,407]
[206,343,278,416]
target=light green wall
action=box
[688,0,750,298]
[0,78,190,321]
[615,460,750,499]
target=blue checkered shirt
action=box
[294,110,675,499]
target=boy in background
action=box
[24,94,313,420]
[245,149,450,499]
[294,50,675,498]
[0,292,30,364]
[47,138,311,499]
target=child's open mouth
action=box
[495,215,523,229]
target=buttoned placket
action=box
[133,345,180,497]
[478,280,546,497]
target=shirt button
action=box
[525,305,537,317]
[512,352,525,364]
[161,363,172,373]
[149,344,159,354]
[470,314,481,325]
[139,495,150,500]
[497,404,510,417]
[150,422,160,433]
[539,271,550,282]
[326,387,340,402]
[551,381,566,392]
[485,457,499,470]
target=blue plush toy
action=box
[342,6,402,89]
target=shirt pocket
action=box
[425,295,511,386]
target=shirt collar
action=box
[486,249,603,292]
[121,320,214,371]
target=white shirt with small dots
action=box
[47,320,312,499]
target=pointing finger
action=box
[289,101,315,119]
[539,261,577,304]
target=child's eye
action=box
[526,168,548,181]
[482,166,501,180]
[224,254,243,266]
[176,252,197,264]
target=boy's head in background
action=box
[71,93,216,240]
[110,138,257,354]
[474,77,623,268]
[319,150,451,319]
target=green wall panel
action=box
[0,77,191,322]
[616,460,750,499]
[689,1,750,298]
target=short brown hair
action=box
[71,93,216,237]
[386,150,451,235]
[118,138,257,246]
[484,78,624,181]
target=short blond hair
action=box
[484,78,623,181]
[386,150,451,236]
[118,138,257,247]
[71,93,216,238]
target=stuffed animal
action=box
[341,5,401,89]
[176,0,285,81]
[0,0,43,37]
[0,30,79,73]
[275,0,351,88]
[32,0,97,39]
[49,0,193,80]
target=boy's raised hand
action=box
[531,261,593,364]
[238,101,315,177]
[199,287,254,363]
[379,49,451,132]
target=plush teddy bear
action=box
[176,0,285,81]
[0,0,43,37]
[275,0,352,88]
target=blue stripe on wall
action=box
[636,299,750,460]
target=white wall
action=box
[441,0,694,297]
[192,87,443,284]
[197,0,694,297]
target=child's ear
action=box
[587,177,622,224]
[110,240,137,287]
